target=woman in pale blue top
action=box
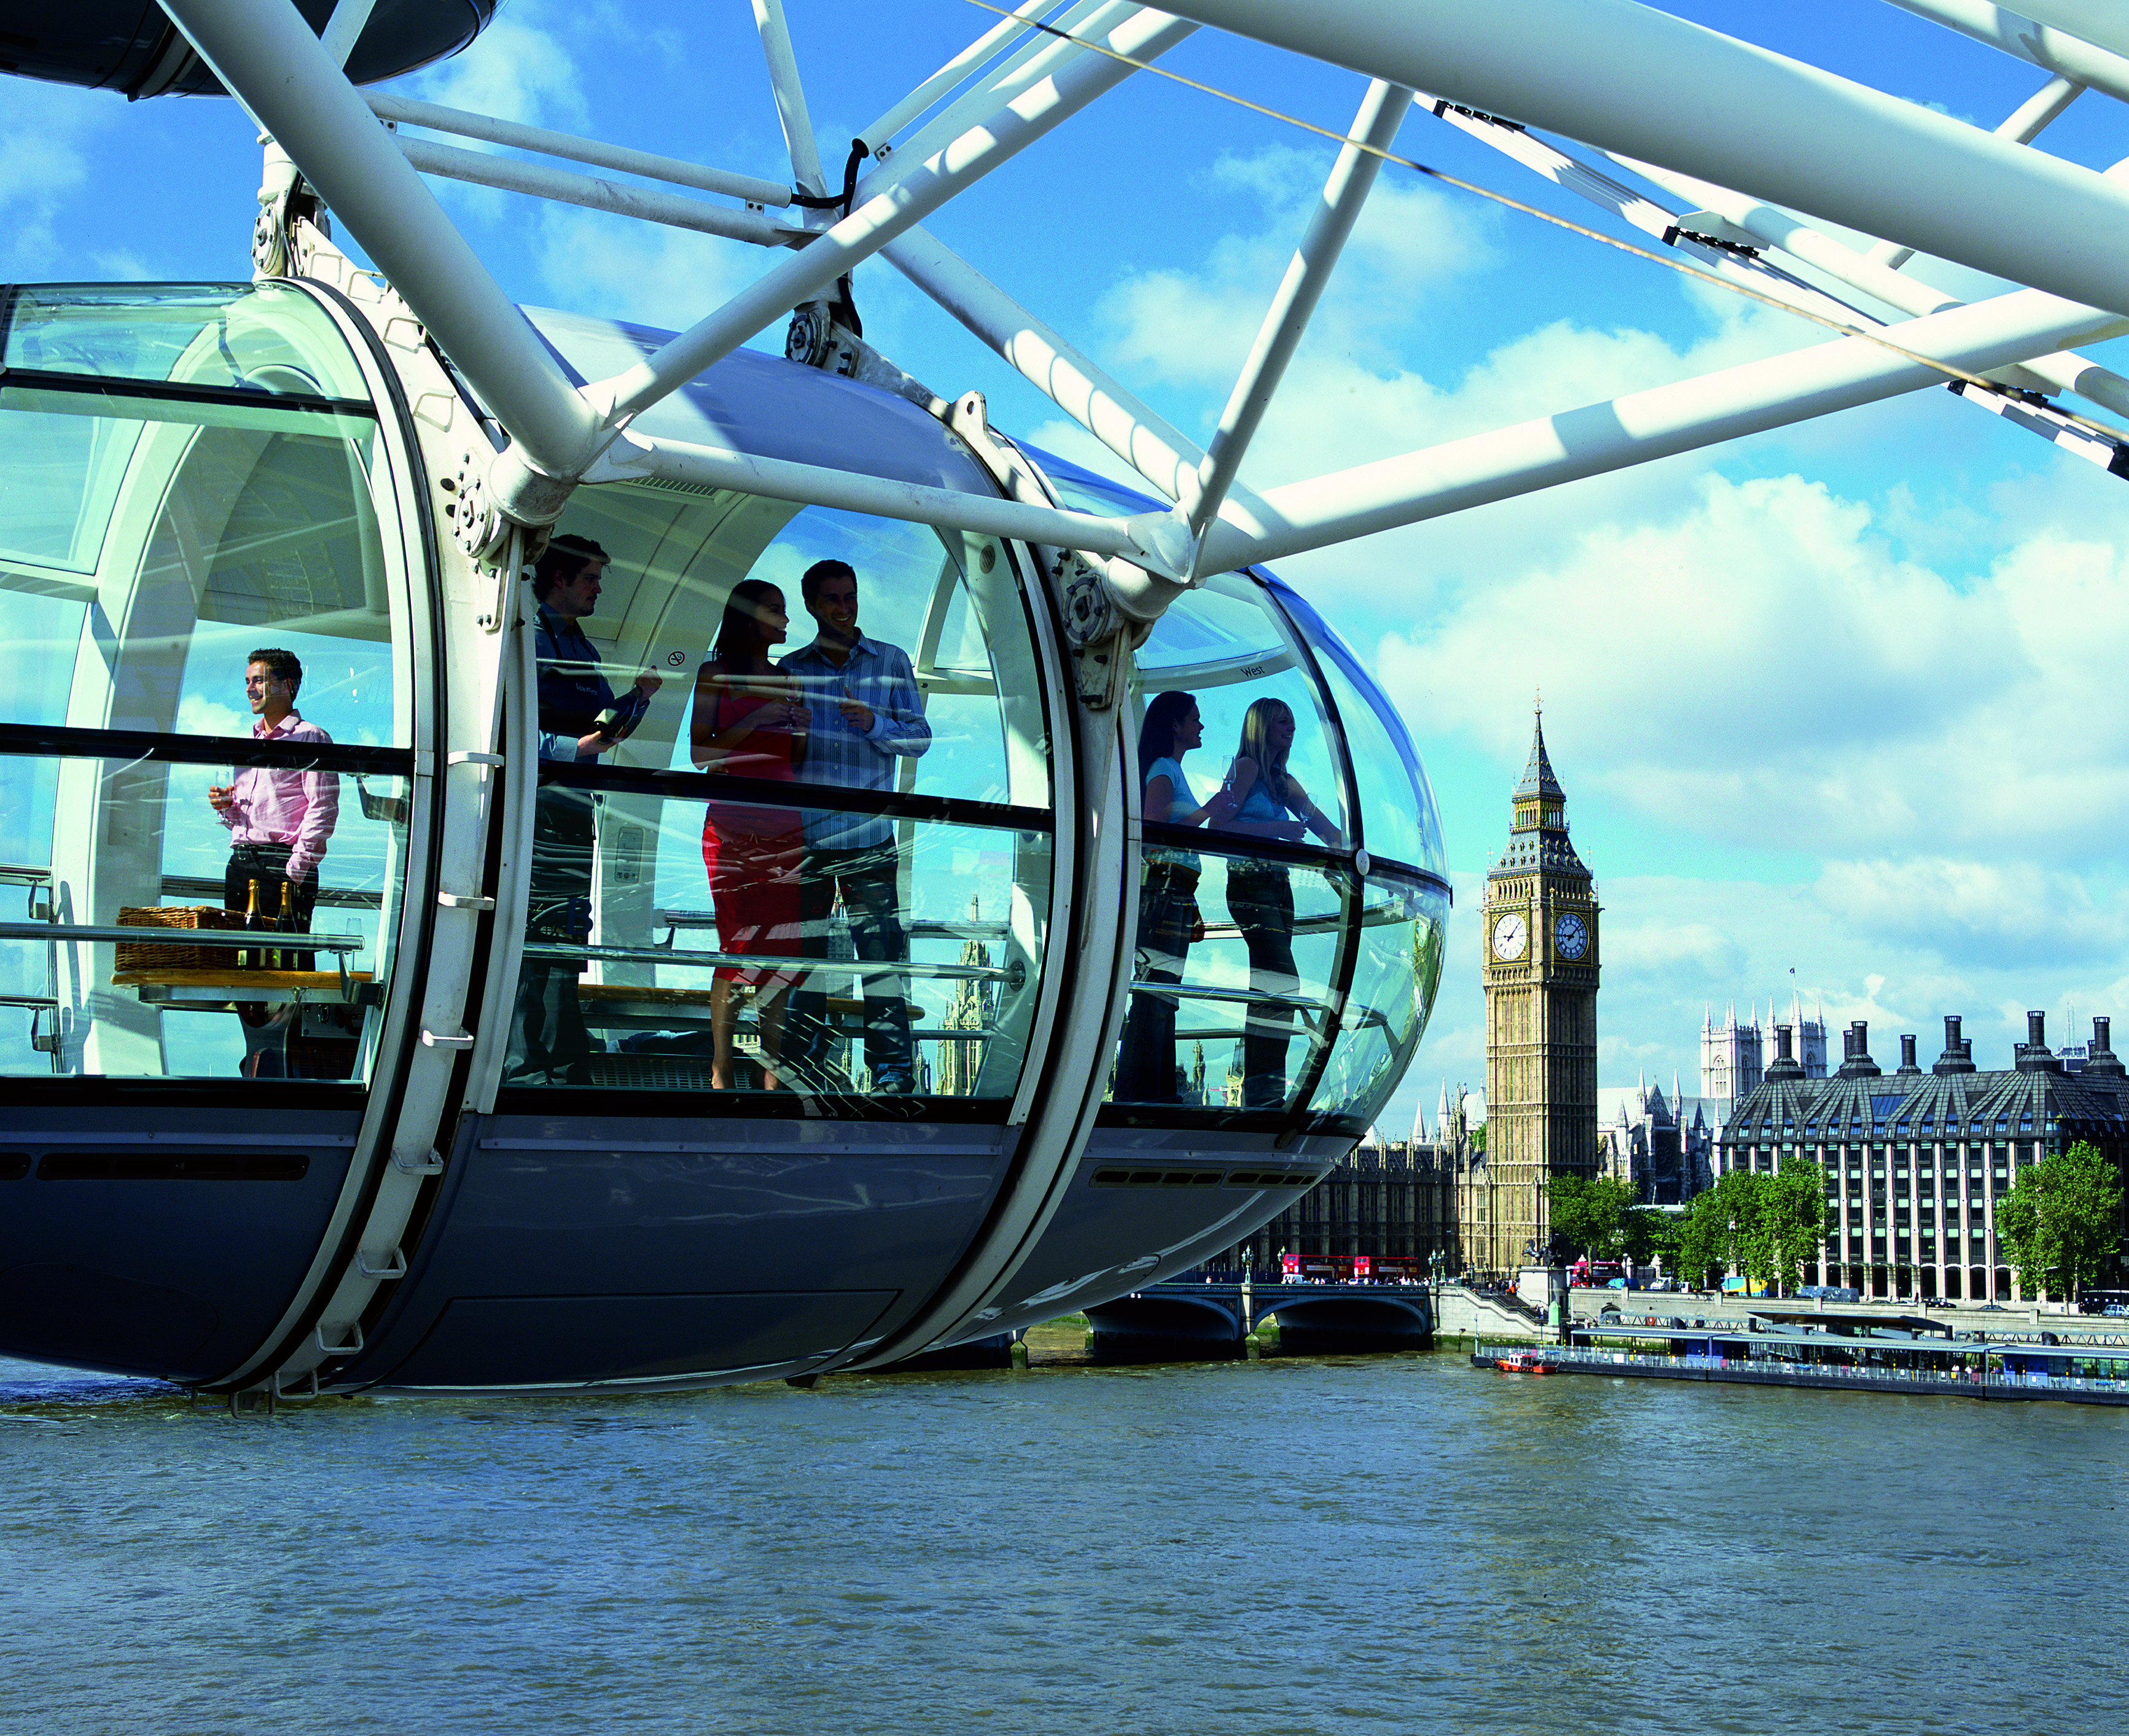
[1217,697,1341,1108]
[1116,691,1229,1102]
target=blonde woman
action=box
[1217,698,1340,1108]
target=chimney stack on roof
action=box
[1934,1014,1976,1075]
[1897,1033,1920,1074]
[2017,1009,2061,1073]
[1837,1021,1881,1078]
[1767,1022,1803,1080]
[2088,1016,2126,1080]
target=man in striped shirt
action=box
[778,559,931,1092]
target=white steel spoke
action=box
[859,0,1054,152]
[1432,101,2129,428]
[2016,0,2129,61]
[318,0,377,67]
[1881,1,2129,105]
[1160,0,2129,320]
[1198,289,2129,571]
[861,2,1135,199]
[160,0,597,475]
[584,433,1169,565]
[883,225,1217,510]
[587,9,1196,432]
[393,136,796,247]
[754,0,829,196]
[1869,72,2085,271]
[369,93,792,207]
[1606,150,2129,420]
[1187,79,1410,562]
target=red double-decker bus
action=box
[1278,1254,1431,1283]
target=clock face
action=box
[1555,912,1589,960]
[1491,913,1528,960]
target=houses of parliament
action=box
[1226,706,1600,1275]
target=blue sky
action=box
[9,1,2129,1132]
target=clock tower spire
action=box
[1475,703,1600,1277]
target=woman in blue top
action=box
[1217,697,1342,1109]
[1115,691,1230,1101]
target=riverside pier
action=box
[1477,1316,2129,1405]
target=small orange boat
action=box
[1494,1349,1558,1374]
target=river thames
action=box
[2,1348,2119,1734]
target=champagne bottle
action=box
[277,881,296,973]
[243,878,269,971]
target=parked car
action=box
[1980,1303,2007,1312]
[2104,1304,2129,1318]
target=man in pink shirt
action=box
[207,646,339,968]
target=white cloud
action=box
[0,84,119,274]
[407,4,592,131]
[176,695,249,739]
[1375,471,2129,858]
[527,204,760,335]
[1815,858,2129,967]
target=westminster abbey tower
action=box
[1475,706,1601,1274]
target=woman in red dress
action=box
[692,578,810,1089]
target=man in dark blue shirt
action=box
[507,532,663,1085]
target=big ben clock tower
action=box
[1478,703,1600,1276]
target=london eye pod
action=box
[0,261,1449,1390]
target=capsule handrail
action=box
[650,908,1012,943]
[523,940,1010,982]
[0,921,362,952]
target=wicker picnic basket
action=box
[114,905,246,973]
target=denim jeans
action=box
[784,841,915,1089]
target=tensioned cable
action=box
[957,0,2129,444]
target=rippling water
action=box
[2,1350,2120,1734]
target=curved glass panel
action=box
[1309,873,1448,1127]
[1268,583,1446,879]
[0,286,413,1084]
[3,283,375,402]
[1128,570,1349,845]
[503,489,1055,1108]
[1112,836,1348,1115]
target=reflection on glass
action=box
[1109,846,1345,1113]
[0,758,405,1081]
[507,784,1049,1099]
[1129,570,1348,843]
[0,290,412,1085]
[1311,876,1447,1125]
[1305,625,1447,878]
[507,491,1047,814]
[3,283,373,401]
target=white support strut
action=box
[1187,79,1412,558]
[1160,0,2129,319]
[584,434,1174,569]
[394,136,797,249]
[753,0,829,197]
[858,0,1053,152]
[159,0,598,479]
[882,224,1217,510]
[1603,150,2129,419]
[1198,289,2128,570]
[1880,0,2129,106]
[368,92,793,208]
[584,9,1197,432]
